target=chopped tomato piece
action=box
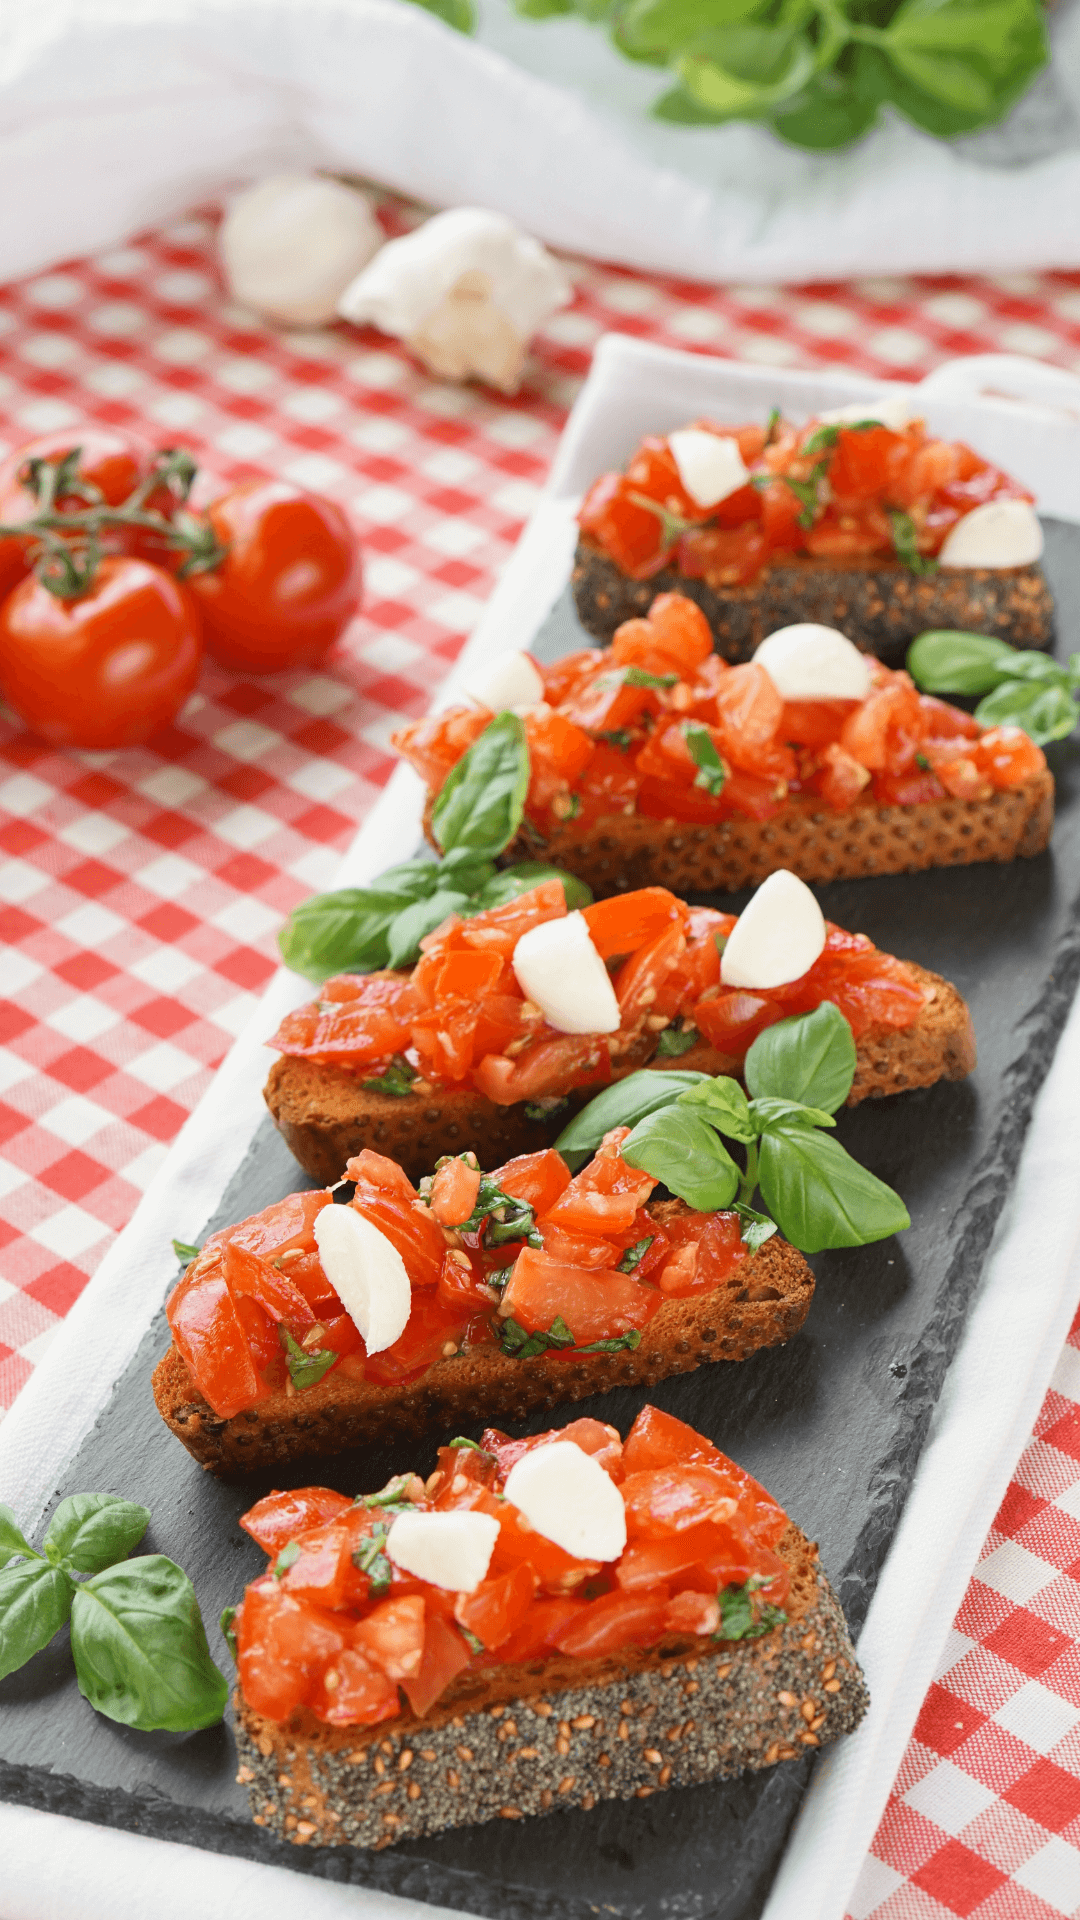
[615,592,712,677]
[167,1256,262,1419]
[974,725,1046,789]
[350,1186,447,1289]
[621,1405,724,1476]
[473,1034,610,1106]
[484,1597,590,1664]
[636,772,729,824]
[455,1563,538,1649]
[235,1581,348,1721]
[780,700,859,750]
[482,1417,623,1480]
[488,1148,572,1215]
[279,1510,372,1610]
[436,1247,496,1316]
[352,1594,426,1680]
[614,1522,755,1595]
[314,1646,401,1727]
[455,878,568,956]
[815,742,872,810]
[362,1290,469,1384]
[430,1156,482,1227]
[553,1589,671,1658]
[583,886,683,959]
[499,1248,662,1345]
[693,989,775,1058]
[391,706,492,789]
[621,1466,741,1538]
[664,1590,719,1635]
[400,1611,472,1716]
[223,1239,315,1336]
[240,1487,353,1556]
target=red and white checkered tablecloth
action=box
[3,198,1080,1917]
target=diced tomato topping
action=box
[240,1487,354,1556]
[455,1563,538,1649]
[349,1187,446,1289]
[400,1610,473,1716]
[314,1647,401,1727]
[583,886,683,959]
[429,1156,482,1227]
[553,1589,671,1658]
[488,1148,572,1215]
[500,1248,662,1346]
[352,1594,426,1680]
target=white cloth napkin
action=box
[4,0,1080,294]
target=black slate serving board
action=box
[4,522,1080,1920]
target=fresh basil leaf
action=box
[622,1106,740,1211]
[470,863,593,913]
[353,1527,392,1597]
[906,629,1017,696]
[554,1069,710,1167]
[279,1326,338,1390]
[431,711,529,858]
[385,890,472,968]
[618,1235,655,1273]
[362,1475,416,1510]
[991,652,1069,686]
[676,1074,756,1142]
[974,678,1078,747]
[615,0,765,67]
[459,1623,486,1654]
[438,848,498,894]
[655,1021,699,1057]
[44,1495,151,1575]
[744,1003,857,1114]
[0,1504,36,1568]
[758,1124,910,1253]
[575,1329,645,1355]
[624,666,678,689]
[498,1314,576,1359]
[682,722,727,795]
[220,1605,238,1660]
[70,1555,228,1732]
[0,1560,74,1679]
[678,23,816,117]
[448,1437,490,1451]
[716,1579,787,1641]
[652,83,730,122]
[273,1540,301,1578]
[734,1202,778,1251]
[750,1096,836,1131]
[278,881,434,982]
[362,1057,417,1098]
[172,1239,200,1265]
[889,509,936,577]
[884,0,1047,123]
[771,49,885,149]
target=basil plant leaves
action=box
[278,709,591,981]
[556,1003,909,1255]
[907,630,1080,749]
[0,1493,227,1732]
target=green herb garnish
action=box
[655,1021,699,1058]
[362,1057,417,1098]
[889,509,937,577]
[498,1314,576,1360]
[907,629,1078,747]
[279,1325,338,1391]
[716,1576,788,1643]
[172,1239,200,1264]
[273,1540,301,1579]
[682,722,727,796]
[353,1525,392,1597]
[618,1236,655,1274]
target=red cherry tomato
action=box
[0,429,151,601]
[189,479,362,673]
[0,556,202,749]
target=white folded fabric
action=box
[4,0,1080,292]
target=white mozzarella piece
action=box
[461,650,544,714]
[668,429,748,509]
[386,1510,500,1593]
[313,1203,411,1356]
[504,1441,627,1563]
[721,869,827,990]
[754,624,872,702]
[816,393,920,432]
[512,911,620,1034]
[938,499,1044,569]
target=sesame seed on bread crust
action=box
[262,958,973,1186]
[151,1230,814,1474]
[571,534,1054,666]
[233,1520,868,1852]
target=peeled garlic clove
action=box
[512,911,620,1034]
[337,207,571,393]
[754,624,872,701]
[221,173,383,328]
[721,869,827,990]
[503,1441,627,1562]
[938,499,1044,568]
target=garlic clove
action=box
[938,499,1044,568]
[754,624,872,701]
[512,911,620,1034]
[462,650,544,713]
[337,207,571,392]
[503,1441,627,1563]
[221,173,383,328]
[386,1510,500,1593]
[721,869,827,991]
[313,1202,411,1356]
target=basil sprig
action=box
[907,630,1080,747]
[280,1325,338,1390]
[716,1575,787,1642]
[0,1494,226,1732]
[431,710,530,858]
[682,722,727,795]
[889,509,936,576]
[556,1004,909,1255]
[498,1314,644,1360]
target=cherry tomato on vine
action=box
[0,556,202,749]
[0,429,154,601]
[188,479,362,673]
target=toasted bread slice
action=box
[497,772,1053,903]
[152,1230,814,1473]
[571,535,1054,667]
[263,958,974,1186]
[233,1517,868,1851]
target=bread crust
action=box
[152,1232,814,1473]
[571,535,1055,666]
[232,1520,869,1851]
[263,959,974,1184]
[497,770,1054,903]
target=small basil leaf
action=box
[991,652,1069,685]
[470,863,593,913]
[385,891,472,968]
[889,509,936,576]
[431,711,529,857]
[906,629,1016,696]
[172,1239,200,1265]
[655,1021,699,1057]
[973,678,1078,747]
[220,1605,238,1660]
[682,723,727,795]
[553,1069,711,1167]
[744,1003,856,1114]
[0,1561,74,1679]
[750,1096,836,1131]
[436,847,497,893]
[279,884,429,982]
[44,1495,151,1575]
[410,0,476,29]
[280,1326,338,1390]
[734,1202,778,1251]
[621,1107,740,1211]
[758,1125,910,1253]
[0,1504,36,1568]
[70,1555,228,1732]
[675,1075,756,1142]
